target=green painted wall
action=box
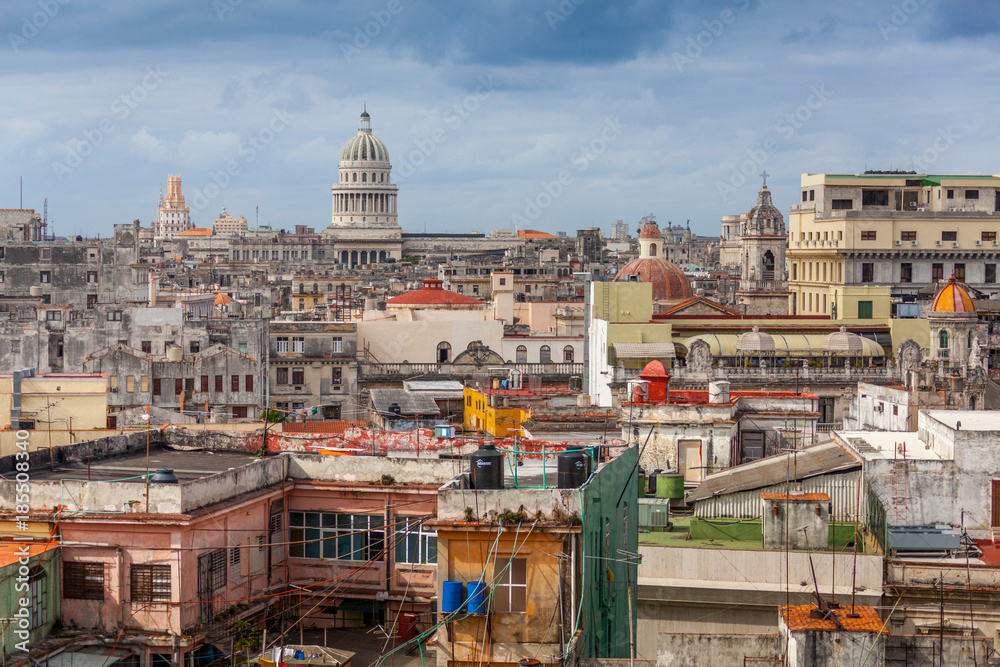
[0,546,60,659]
[580,445,639,659]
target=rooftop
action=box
[836,431,941,461]
[926,409,1000,432]
[23,446,260,483]
[779,604,886,634]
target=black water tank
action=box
[470,444,504,489]
[647,468,663,495]
[557,450,592,489]
[150,468,179,484]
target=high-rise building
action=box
[154,175,192,240]
[213,209,248,236]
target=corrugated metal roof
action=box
[683,333,884,357]
[612,342,676,359]
[403,380,465,392]
[687,441,861,503]
[370,388,441,415]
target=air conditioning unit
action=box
[911,240,918,246]
[936,241,943,246]
[994,240,998,246]
[894,240,902,246]
[977,240,983,246]
[650,509,670,529]
[953,242,960,248]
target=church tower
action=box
[735,179,790,315]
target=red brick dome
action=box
[613,257,693,301]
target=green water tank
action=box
[656,473,685,499]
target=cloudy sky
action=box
[2,0,999,238]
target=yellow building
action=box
[463,387,529,437]
[788,172,1000,316]
[0,372,108,431]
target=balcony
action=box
[612,364,900,385]
[358,361,583,381]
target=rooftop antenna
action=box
[43,198,48,239]
[19,176,22,209]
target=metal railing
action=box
[358,361,583,380]
[612,364,900,384]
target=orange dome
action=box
[931,275,975,313]
[639,359,668,378]
[639,224,663,239]
[613,257,693,301]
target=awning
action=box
[683,333,884,358]
[612,342,676,359]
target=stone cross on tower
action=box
[760,170,769,186]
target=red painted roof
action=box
[639,223,663,239]
[517,229,558,239]
[613,257,693,301]
[386,278,485,306]
[761,492,830,501]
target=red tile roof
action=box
[386,278,485,306]
[517,229,558,239]
[761,492,830,501]
[780,605,886,634]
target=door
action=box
[678,440,703,483]
[740,431,765,463]
[992,480,1000,527]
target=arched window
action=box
[298,284,305,294]
[939,330,949,349]
[352,172,358,182]
[563,346,575,363]
[649,243,657,257]
[539,345,551,364]
[312,283,318,293]
[327,283,333,291]
[362,172,367,182]
[298,298,305,310]
[380,173,384,183]
[516,345,527,363]
[371,172,376,182]
[437,342,451,363]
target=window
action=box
[29,568,46,629]
[901,231,917,241]
[946,188,955,198]
[900,263,912,283]
[987,264,996,284]
[185,378,196,393]
[276,367,288,384]
[331,367,342,387]
[40,248,51,260]
[831,199,853,210]
[106,311,122,322]
[861,263,874,283]
[292,368,304,385]
[131,564,171,603]
[861,190,889,207]
[87,294,97,309]
[199,549,227,593]
[395,518,437,564]
[860,231,877,241]
[152,379,161,396]
[40,271,50,283]
[245,375,254,393]
[942,231,957,241]
[276,337,289,354]
[939,330,949,349]
[437,342,451,363]
[539,345,551,363]
[215,375,224,392]
[289,512,385,560]
[983,232,997,242]
[233,406,248,419]
[64,562,104,600]
[809,190,815,201]
[141,376,149,392]
[516,345,527,363]
[932,263,944,281]
[238,341,248,354]
[201,375,209,393]
[331,337,343,353]
[954,263,966,281]
[46,310,61,321]
[189,341,200,353]
[232,375,240,392]
[126,376,135,393]
[492,558,527,612]
[174,379,183,395]
[858,301,873,319]
[499,278,506,286]
[563,346,575,363]
[87,271,98,283]
[802,191,808,202]
[967,190,979,200]
[141,341,151,353]
[292,337,304,353]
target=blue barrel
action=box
[442,581,464,613]
[466,581,488,614]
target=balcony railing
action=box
[359,361,584,380]
[612,364,900,384]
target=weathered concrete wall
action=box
[438,474,582,521]
[784,626,884,667]
[762,496,830,550]
[657,633,781,667]
[287,453,462,485]
[883,634,993,665]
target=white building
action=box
[154,175,192,241]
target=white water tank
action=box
[29,286,43,297]
[166,346,182,362]
[709,380,731,404]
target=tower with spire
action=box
[733,178,790,315]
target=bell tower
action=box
[736,177,790,315]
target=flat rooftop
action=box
[17,446,260,483]
[836,431,941,461]
[926,410,1000,432]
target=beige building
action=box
[154,174,192,241]
[212,209,248,235]
[787,172,1000,317]
[0,371,108,431]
